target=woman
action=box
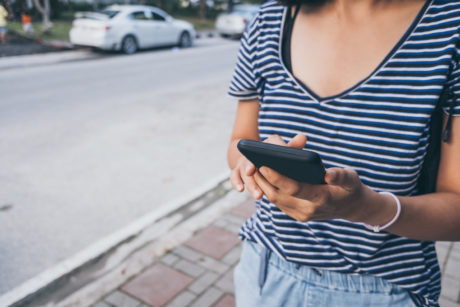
[0,3,8,45]
[227,0,460,306]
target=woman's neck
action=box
[331,0,382,16]
[303,0,424,24]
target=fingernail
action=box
[253,190,261,198]
[237,184,243,192]
[259,167,267,176]
[245,165,252,173]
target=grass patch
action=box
[7,21,73,42]
[172,16,215,31]
[6,15,213,42]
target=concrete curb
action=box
[0,171,232,307]
[195,30,217,39]
[0,50,101,70]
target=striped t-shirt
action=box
[228,1,460,306]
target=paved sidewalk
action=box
[90,197,460,307]
[90,197,255,307]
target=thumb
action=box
[325,168,360,191]
[288,134,307,149]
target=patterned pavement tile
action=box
[104,291,142,307]
[213,294,236,307]
[189,287,223,307]
[441,275,460,304]
[122,263,193,307]
[231,199,256,220]
[164,290,196,307]
[185,226,240,259]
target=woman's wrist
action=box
[348,187,400,228]
[363,192,401,232]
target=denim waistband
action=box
[245,240,401,295]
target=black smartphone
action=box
[237,139,326,184]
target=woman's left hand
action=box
[254,134,370,222]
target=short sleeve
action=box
[228,17,260,100]
[443,56,460,116]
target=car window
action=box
[128,11,149,21]
[152,11,166,22]
[100,10,119,19]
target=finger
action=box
[230,169,244,192]
[325,168,360,191]
[264,134,287,146]
[287,134,307,149]
[242,170,263,199]
[259,166,302,196]
[277,197,315,222]
[256,170,315,222]
[244,160,256,176]
[254,171,279,202]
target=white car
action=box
[215,4,260,38]
[70,5,195,54]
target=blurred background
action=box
[0,0,262,300]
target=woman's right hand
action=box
[230,134,308,200]
[230,155,263,200]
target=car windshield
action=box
[100,10,119,18]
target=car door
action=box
[128,10,155,48]
[151,10,179,46]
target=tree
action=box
[32,0,51,32]
[151,0,179,13]
[228,0,234,12]
[199,0,205,19]
[1,0,13,17]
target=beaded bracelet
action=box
[364,192,401,233]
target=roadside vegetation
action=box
[5,0,261,43]
[7,16,214,42]
[7,21,72,42]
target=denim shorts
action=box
[0,26,7,34]
[234,240,417,307]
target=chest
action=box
[290,2,426,98]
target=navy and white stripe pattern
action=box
[229,1,460,306]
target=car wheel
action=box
[121,35,137,55]
[178,32,192,48]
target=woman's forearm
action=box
[360,190,460,241]
[227,99,261,170]
[389,193,460,241]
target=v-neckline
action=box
[278,0,433,103]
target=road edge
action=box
[0,30,220,71]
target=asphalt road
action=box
[0,38,240,295]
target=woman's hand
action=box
[229,134,310,200]
[253,134,371,222]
